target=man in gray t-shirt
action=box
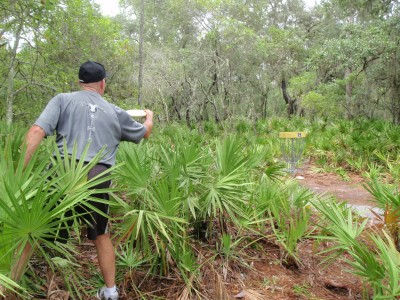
[20,61,153,300]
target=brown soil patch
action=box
[295,163,375,207]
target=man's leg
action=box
[94,234,115,288]
[87,164,118,297]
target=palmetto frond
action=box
[364,179,400,250]
[0,273,28,298]
[0,139,117,293]
[215,135,249,176]
[200,136,254,236]
[114,174,187,275]
[370,231,400,297]
[114,142,153,196]
[364,179,400,210]
[264,181,313,266]
[313,199,400,297]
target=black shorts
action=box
[56,163,111,242]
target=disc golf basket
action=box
[279,131,307,175]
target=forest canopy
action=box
[1,0,399,125]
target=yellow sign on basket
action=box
[279,132,307,139]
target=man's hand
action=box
[143,109,154,138]
[144,109,153,119]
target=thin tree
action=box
[5,21,23,125]
[137,0,144,105]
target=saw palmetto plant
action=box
[114,140,191,277]
[200,135,255,237]
[0,128,117,298]
[307,119,400,176]
[374,150,400,183]
[3,118,400,299]
[313,199,400,298]
[364,178,400,251]
[266,181,314,268]
[0,273,26,298]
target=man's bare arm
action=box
[24,125,46,167]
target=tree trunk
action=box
[137,0,144,106]
[200,81,221,123]
[389,54,400,124]
[281,76,296,118]
[345,67,353,119]
[211,49,219,95]
[171,95,181,121]
[260,90,269,119]
[5,21,23,125]
[185,109,191,127]
[155,85,169,123]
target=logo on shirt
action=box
[87,104,98,141]
[88,104,98,113]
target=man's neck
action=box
[81,86,102,95]
[79,81,104,95]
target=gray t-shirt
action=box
[35,90,146,166]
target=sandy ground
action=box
[294,163,383,220]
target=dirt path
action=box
[294,163,383,219]
[295,163,374,206]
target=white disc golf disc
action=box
[126,109,147,118]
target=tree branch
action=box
[11,82,57,97]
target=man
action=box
[22,61,154,300]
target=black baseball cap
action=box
[79,61,107,83]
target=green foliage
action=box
[302,91,327,117]
[201,135,254,235]
[113,177,187,275]
[364,179,400,250]
[1,0,400,297]
[293,282,312,298]
[313,199,400,298]
[307,118,400,175]
[2,117,400,298]
[0,273,27,298]
[113,125,280,285]
[374,150,400,183]
[114,142,153,196]
[0,123,118,298]
[364,180,400,211]
[369,231,400,298]
[290,72,317,96]
[1,0,400,125]
[234,117,252,134]
[266,181,314,266]
[203,121,221,137]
